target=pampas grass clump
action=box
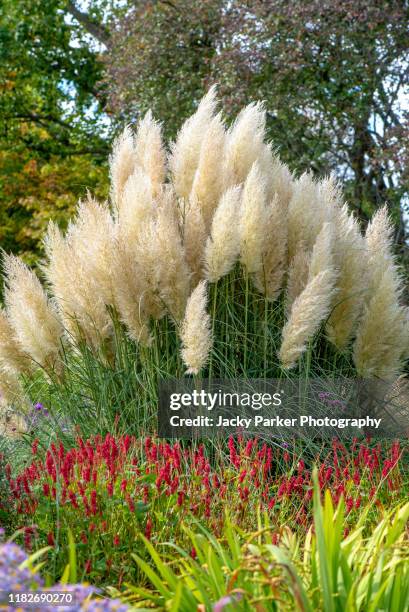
[0,90,408,436]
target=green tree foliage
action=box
[1,1,408,262]
[104,0,409,247]
[0,0,110,263]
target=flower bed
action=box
[3,434,405,587]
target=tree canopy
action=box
[1,0,408,262]
[0,0,109,262]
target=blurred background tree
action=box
[0,0,110,263]
[1,0,408,262]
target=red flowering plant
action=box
[3,433,407,587]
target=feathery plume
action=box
[279,268,337,369]
[43,221,112,350]
[133,110,166,195]
[287,174,337,261]
[285,249,311,314]
[0,309,30,375]
[287,172,317,260]
[116,169,155,241]
[169,87,218,199]
[137,203,191,321]
[111,241,151,344]
[326,204,367,349]
[254,195,288,300]
[190,113,226,228]
[224,102,266,187]
[365,206,395,285]
[240,162,271,275]
[182,195,207,286]
[258,144,293,208]
[43,222,79,334]
[180,280,212,375]
[205,186,241,283]
[112,177,157,344]
[154,203,191,320]
[69,195,117,307]
[353,207,408,378]
[109,126,136,207]
[353,273,408,379]
[308,221,334,280]
[3,254,63,372]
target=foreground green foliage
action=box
[124,473,409,611]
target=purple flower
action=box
[282,442,289,448]
[0,543,129,611]
[34,403,44,411]
[0,543,43,592]
[1,542,29,566]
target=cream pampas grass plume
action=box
[240,162,271,275]
[136,200,191,321]
[326,204,367,349]
[204,186,241,283]
[154,200,191,320]
[285,249,311,314]
[224,102,266,187]
[308,221,334,280]
[181,280,212,375]
[133,111,166,195]
[279,269,337,369]
[113,170,157,342]
[190,113,226,228]
[111,243,151,345]
[287,172,317,261]
[353,274,408,379]
[279,224,337,368]
[109,125,136,207]
[253,195,288,300]
[258,144,294,208]
[353,207,408,378]
[43,222,75,326]
[182,195,207,286]
[287,174,337,261]
[0,309,30,375]
[57,210,114,341]
[364,205,395,284]
[44,221,112,350]
[170,86,218,199]
[3,254,63,372]
[116,169,155,242]
[69,195,117,308]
